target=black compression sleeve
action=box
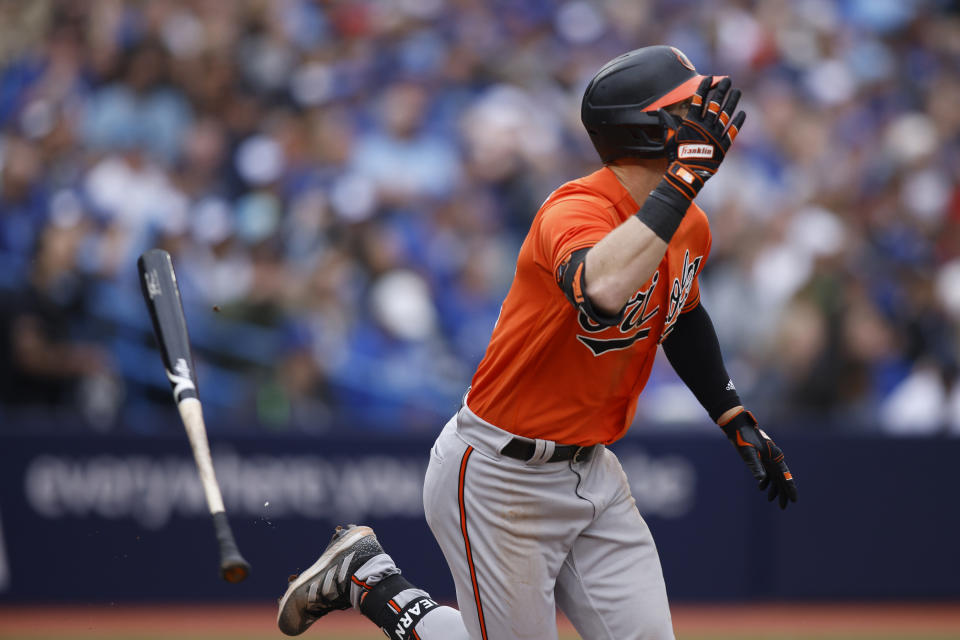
[661,303,741,422]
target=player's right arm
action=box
[585,77,745,315]
[583,217,669,315]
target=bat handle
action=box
[177,398,250,582]
[212,511,251,583]
[178,398,226,512]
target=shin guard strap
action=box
[359,574,411,624]
[360,573,437,639]
[383,594,439,640]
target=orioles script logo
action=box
[576,272,660,355]
[576,251,703,356]
[661,250,702,341]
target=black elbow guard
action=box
[556,248,624,327]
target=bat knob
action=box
[221,560,251,583]
[212,511,250,583]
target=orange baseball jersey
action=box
[467,166,712,446]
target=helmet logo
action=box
[670,47,696,71]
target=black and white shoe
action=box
[277,525,393,636]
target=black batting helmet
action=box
[581,45,724,163]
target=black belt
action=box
[500,438,596,463]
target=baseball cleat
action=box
[277,524,384,636]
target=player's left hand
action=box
[720,410,798,510]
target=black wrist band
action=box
[652,175,694,211]
[635,180,689,243]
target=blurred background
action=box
[1,0,959,636]
[1,0,959,435]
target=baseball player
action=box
[277,45,797,640]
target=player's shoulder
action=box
[539,168,624,218]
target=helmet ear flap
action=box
[620,110,680,157]
[657,109,680,130]
[589,109,684,162]
[657,109,681,157]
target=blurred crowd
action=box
[1,0,958,435]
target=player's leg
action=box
[423,412,593,640]
[554,448,675,640]
[277,524,469,639]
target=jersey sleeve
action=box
[680,209,713,314]
[535,196,619,274]
[682,273,703,313]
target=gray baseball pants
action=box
[413,405,675,640]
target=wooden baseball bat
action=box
[137,249,250,583]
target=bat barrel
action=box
[137,249,199,404]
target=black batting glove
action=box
[720,409,798,510]
[658,77,746,202]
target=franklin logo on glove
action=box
[678,143,714,159]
